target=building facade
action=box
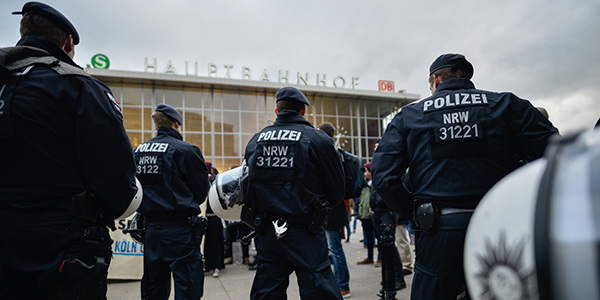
[88,68,420,172]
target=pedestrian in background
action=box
[318,121,352,298]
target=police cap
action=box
[275,87,310,106]
[13,2,80,45]
[155,104,183,125]
[429,53,473,78]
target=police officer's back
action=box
[372,54,559,300]
[0,2,140,299]
[134,104,210,300]
[244,87,345,300]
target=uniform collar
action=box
[274,110,314,127]
[435,78,476,93]
[157,127,183,140]
[16,36,80,69]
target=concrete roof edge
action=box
[86,68,421,101]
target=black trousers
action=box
[250,223,342,300]
[411,212,472,300]
[142,224,204,300]
[203,216,225,271]
[372,210,406,285]
[225,223,252,259]
[0,208,112,300]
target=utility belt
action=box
[145,214,196,226]
[413,200,475,235]
[252,196,331,240]
[145,214,207,246]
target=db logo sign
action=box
[378,80,394,92]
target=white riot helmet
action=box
[465,129,600,300]
[208,163,248,221]
[117,177,143,220]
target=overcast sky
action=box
[2,0,599,133]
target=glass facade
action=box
[95,71,416,173]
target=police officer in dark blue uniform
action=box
[135,103,210,300]
[0,2,141,300]
[372,54,559,300]
[244,86,345,300]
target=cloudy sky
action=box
[2,0,599,133]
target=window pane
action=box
[213,111,223,132]
[123,107,142,130]
[222,111,240,133]
[241,134,254,156]
[364,100,380,118]
[322,96,336,115]
[143,85,152,106]
[222,90,239,110]
[311,95,321,115]
[203,88,212,109]
[185,133,203,149]
[214,89,222,109]
[122,85,141,106]
[214,134,223,156]
[240,92,257,111]
[143,108,153,131]
[257,92,265,112]
[223,134,239,156]
[203,134,212,156]
[266,92,275,112]
[366,119,381,138]
[184,110,205,132]
[338,98,352,117]
[142,131,153,143]
[241,112,259,133]
[185,89,204,110]
[163,87,183,107]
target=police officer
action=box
[0,2,141,299]
[244,86,345,300]
[371,54,559,300]
[135,104,210,300]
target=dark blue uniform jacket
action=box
[0,36,138,216]
[372,78,558,209]
[135,127,209,217]
[244,110,344,217]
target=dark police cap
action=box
[275,87,310,106]
[429,53,473,78]
[13,2,80,45]
[155,104,183,125]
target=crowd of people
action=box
[6,2,597,300]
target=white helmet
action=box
[117,177,143,220]
[208,164,248,221]
[465,129,600,300]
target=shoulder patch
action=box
[106,91,122,113]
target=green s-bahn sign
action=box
[91,54,110,69]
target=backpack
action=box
[337,148,365,199]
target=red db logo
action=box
[378,80,395,92]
